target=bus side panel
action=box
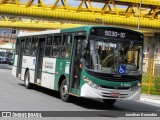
[29,70,35,83]
[14,55,18,66]
[54,58,69,91]
[41,57,56,90]
[41,73,55,89]
[12,55,18,77]
[21,68,25,81]
[21,56,36,81]
[12,66,17,77]
[20,69,35,82]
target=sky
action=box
[20,0,104,7]
[19,0,126,8]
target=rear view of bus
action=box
[80,27,143,104]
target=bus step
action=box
[35,83,41,85]
[37,79,40,83]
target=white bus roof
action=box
[18,30,60,37]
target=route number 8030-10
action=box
[105,30,126,38]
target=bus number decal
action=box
[105,30,126,38]
[121,83,131,87]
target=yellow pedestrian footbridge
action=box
[0,0,159,30]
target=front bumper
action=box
[80,83,141,100]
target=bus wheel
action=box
[60,79,70,102]
[24,71,32,89]
[103,99,116,105]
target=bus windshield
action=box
[84,38,143,75]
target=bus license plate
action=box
[109,93,120,97]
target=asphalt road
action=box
[0,64,160,120]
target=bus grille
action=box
[100,85,130,90]
[86,69,141,82]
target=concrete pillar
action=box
[148,36,155,75]
[153,33,160,75]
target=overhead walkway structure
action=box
[0,17,81,30]
[0,0,159,30]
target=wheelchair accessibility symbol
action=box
[118,65,126,74]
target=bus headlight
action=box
[131,82,141,91]
[137,82,141,87]
[83,76,90,83]
[83,76,101,89]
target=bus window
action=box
[24,37,31,56]
[52,46,60,58]
[46,36,53,45]
[53,36,62,45]
[51,35,62,57]
[62,35,72,45]
[45,36,53,57]
[31,37,38,56]
[61,35,72,58]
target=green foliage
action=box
[154,75,160,93]
[142,74,149,83]
[142,85,160,95]
[142,74,160,95]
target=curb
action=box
[140,97,160,105]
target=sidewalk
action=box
[140,93,160,105]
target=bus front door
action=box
[17,39,25,77]
[70,35,86,95]
[35,38,45,84]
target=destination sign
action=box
[105,30,126,38]
[90,27,143,41]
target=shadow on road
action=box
[19,83,60,99]
[19,83,160,111]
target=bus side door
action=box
[69,32,87,94]
[17,38,25,77]
[34,37,46,84]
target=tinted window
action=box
[53,36,62,45]
[45,36,53,57]
[51,35,62,58]
[46,36,53,45]
[61,35,72,59]
[52,46,60,57]
[31,37,38,56]
[24,37,31,55]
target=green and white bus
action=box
[12,26,143,105]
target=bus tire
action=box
[60,79,70,102]
[24,71,32,89]
[103,99,116,105]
